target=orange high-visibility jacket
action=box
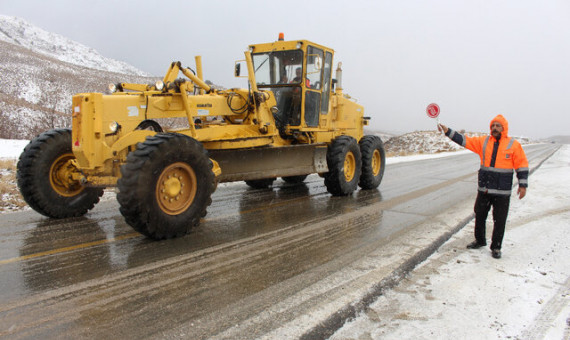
[446,115,529,196]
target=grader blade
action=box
[209,144,328,183]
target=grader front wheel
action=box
[156,162,197,215]
[17,128,103,218]
[117,133,215,240]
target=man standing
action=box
[438,115,529,259]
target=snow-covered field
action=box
[331,145,570,340]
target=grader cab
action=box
[17,34,386,239]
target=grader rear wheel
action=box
[49,153,84,197]
[343,151,357,182]
[324,136,362,196]
[16,128,103,218]
[117,133,215,240]
[359,135,386,189]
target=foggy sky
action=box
[1,0,569,138]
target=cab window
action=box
[320,51,333,114]
[252,50,303,86]
[306,46,324,90]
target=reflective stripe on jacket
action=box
[446,115,529,196]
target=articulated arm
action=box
[163,61,212,93]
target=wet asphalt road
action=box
[0,144,557,339]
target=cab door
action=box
[303,46,324,127]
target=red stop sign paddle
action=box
[426,103,440,118]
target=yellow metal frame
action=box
[70,38,365,187]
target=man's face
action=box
[491,122,503,138]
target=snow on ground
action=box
[0,139,29,159]
[330,145,570,340]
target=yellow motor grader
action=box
[17,35,385,239]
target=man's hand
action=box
[517,187,527,199]
[438,124,448,134]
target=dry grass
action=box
[0,159,16,171]
[0,159,27,211]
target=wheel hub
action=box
[49,153,83,197]
[344,151,356,182]
[156,162,197,215]
[372,149,381,176]
[164,176,182,198]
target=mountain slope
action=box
[0,39,157,139]
[0,17,159,139]
[0,15,149,76]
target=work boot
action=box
[492,249,502,259]
[466,241,486,249]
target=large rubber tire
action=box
[324,136,362,196]
[282,175,308,184]
[117,133,215,240]
[16,128,103,218]
[359,135,386,190]
[245,178,276,189]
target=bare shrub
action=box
[0,109,21,139]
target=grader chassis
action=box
[17,36,386,239]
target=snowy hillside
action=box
[383,130,532,156]
[0,15,149,76]
[0,39,158,139]
[0,16,160,140]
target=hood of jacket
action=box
[490,114,509,140]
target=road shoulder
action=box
[329,145,570,340]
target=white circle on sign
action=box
[426,103,440,118]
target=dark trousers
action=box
[474,192,511,250]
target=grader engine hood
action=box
[71,93,155,172]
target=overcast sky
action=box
[1,0,569,138]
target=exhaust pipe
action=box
[335,62,343,92]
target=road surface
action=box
[0,144,557,339]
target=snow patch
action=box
[0,138,29,159]
[18,81,42,104]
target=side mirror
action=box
[234,60,247,78]
[235,62,241,77]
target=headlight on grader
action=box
[271,106,279,114]
[155,81,165,91]
[109,121,120,133]
[107,83,117,94]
